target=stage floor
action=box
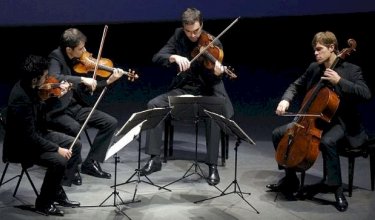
[1,114,374,220]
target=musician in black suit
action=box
[46,28,127,181]
[3,55,81,216]
[267,31,371,212]
[139,8,234,186]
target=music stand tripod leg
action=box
[79,154,136,219]
[161,118,207,189]
[111,133,171,202]
[194,139,260,214]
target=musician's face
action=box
[314,43,334,64]
[66,41,86,59]
[183,21,203,42]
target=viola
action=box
[73,51,139,81]
[191,32,237,79]
[275,39,357,171]
[38,75,71,101]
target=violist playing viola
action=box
[267,31,371,212]
[138,7,234,186]
[45,28,136,186]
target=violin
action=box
[73,51,139,80]
[38,75,71,101]
[275,39,357,171]
[191,32,237,79]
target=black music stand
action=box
[111,107,173,202]
[79,120,144,219]
[194,110,260,214]
[162,95,225,188]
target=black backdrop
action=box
[1,12,374,135]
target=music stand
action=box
[194,110,260,214]
[162,95,225,188]
[78,120,144,219]
[111,107,173,202]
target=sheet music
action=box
[116,107,170,136]
[105,120,146,161]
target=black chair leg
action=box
[12,168,39,197]
[0,162,10,186]
[24,169,39,197]
[370,149,374,191]
[348,156,355,197]
[13,169,24,197]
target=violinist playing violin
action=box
[140,7,234,186]
[267,31,371,212]
[45,28,132,183]
[4,55,82,216]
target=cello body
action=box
[275,38,357,172]
[276,84,340,171]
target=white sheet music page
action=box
[105,120,146,161]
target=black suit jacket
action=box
[3,81,59,164]
[281,61,371,146]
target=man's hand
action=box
[321,68,341,85]
[170,55,190,72]
[81,77,97,91]
[58,147,72,160]
[275,100,290,116]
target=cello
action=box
[275,39,357,171]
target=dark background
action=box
[1,4,374,139]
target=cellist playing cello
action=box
[266,31,371,212]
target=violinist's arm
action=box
[80,77,97,91]
[106,68,123,85]
[58,81,72,97]
[213,60,225,76]
[169,55,190,72]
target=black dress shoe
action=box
[81,160,111,179]
[266,176,300,193]
[62,171,82,187]
[139,158,162,176]
[72,171,82,185]
[35,204,64,216]
[207,164,220,186]
[55,187,80,207]
[334,187,348,212]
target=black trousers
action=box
[47,102,118,163]
[145,88,220,165]
[272,122,344,186]
[36,131,82,206]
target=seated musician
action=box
[3,55,81,216]
[267,31,371,212]
[139,7,234,186]
[45,28,134,184]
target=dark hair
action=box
[60,28,87,49]
[21,55,49,80]
[181,7,203,26]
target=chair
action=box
[163,96,229,166]
[164,117,229,166]
[299,136,375,197]
[0,107,39,197]
[336,136,375,197]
